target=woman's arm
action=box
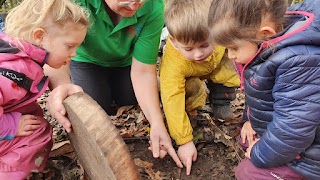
[131,58,183,168]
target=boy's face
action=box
[171,38,214,64]
[225,40,258,64]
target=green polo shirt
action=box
[73,0,164,67]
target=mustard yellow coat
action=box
[159,40,240,145]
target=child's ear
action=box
[256,26,276,40]
[169,36,178,48]
[32,28,46,46]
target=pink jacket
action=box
[0,33,49,140]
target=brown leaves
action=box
[50,140,75,159]
[110,105,149,139]
[134,158,162,180]
[231,89,245,119]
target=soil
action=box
[28,90,245,180]
[129,140,239,180]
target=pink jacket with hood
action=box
[0,33,49,140]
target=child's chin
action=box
[49,64,63,69]
[194,60,205,64]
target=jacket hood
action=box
[0,33,48,66]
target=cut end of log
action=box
[63,92,140,180]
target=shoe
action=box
[213,105,233,120]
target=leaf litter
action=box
[29,89,245,180]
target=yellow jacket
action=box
[159,40,240,145]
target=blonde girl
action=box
[0,0,89,178]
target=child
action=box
[240,0,306,150]
[160,0,240,175]
[208,0,320,179]
[0,0,89,178]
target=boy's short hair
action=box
[165,0,212,44]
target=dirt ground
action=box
[129,139,240,180]
[29,90,245,180]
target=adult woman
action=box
[45,0,182,168]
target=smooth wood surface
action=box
[63,92,140,180]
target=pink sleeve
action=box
[0,112,21,140]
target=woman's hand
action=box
[46,84,83,133]
[148,121,183,169]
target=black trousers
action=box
[70,61,137,115]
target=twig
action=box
[207,116,244,162]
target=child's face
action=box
[225,40,258,64]
[172,39,214,64]
[43,24,87,69]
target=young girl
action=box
[208,0,320,179]
[0,0,89,178]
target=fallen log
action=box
[63,92,140,180]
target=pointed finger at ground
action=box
[186,158,192,175]
[151,138,160,158]
[166,146,183,168]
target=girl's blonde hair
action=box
[5,0,89,41]
[208,0,288,46]
[165,0,212,44]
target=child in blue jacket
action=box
[208,0,320,179]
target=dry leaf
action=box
[134,158,161,180]
[188,109,198,116]
[116,105,134,117]
[136,111,145,123]
[50,141,74,158]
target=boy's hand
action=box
[177,141,197,175]
[241,121,256,146]
[16,115,41,137]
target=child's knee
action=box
[0,170,28,180]
[185,77,207,111]
[235,158,252,180]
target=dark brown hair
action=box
[208,0,288,46]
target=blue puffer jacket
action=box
[0,17,3,32]
[240,0,320,179]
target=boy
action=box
[160,0,240,175]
